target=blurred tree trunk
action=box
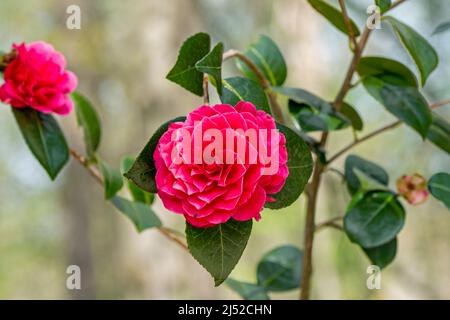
[62,163,96,299]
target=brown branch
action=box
[301,0,410,299]
[69,148,188,251]
[300,26,372,301]
[327,121,401,164]
[338,0,358,50]
[160,227,188,250]
[69,149,103,184]
[315,215,344,232]
[222,49,285,124]
[390,0,407,11]
[327,99,450,164]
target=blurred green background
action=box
[0,0,449,299]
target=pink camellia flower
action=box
[0,41,77,115]
[396,173,429,205]
[154,101,289,228]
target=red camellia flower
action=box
[0,41,77,115]
[396,173,429,205]
[154,102,289,228]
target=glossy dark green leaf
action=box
[428,172,450,210]
[166,32,211,96]
[236,35,287,86]
[99,161,123,199]
[275,87,350,132]
[121,157,154,204]
[289,100,350,132]
[357,56,418,87]
[357,57,431,138]
[186,219,252,286]
[264,123,313,209]
[432,21,450,36]
[12,107,69,180]
[257,245,303,292]
[375,0,391,13]
[72,92,101,158]
[111,196,161,232]
[345,155,389,195]
[220,77,271,113]
[362,77,431,137]
[307,0,360,36]
[426,113,450,154]
[385,17,438,86]
[124,116,186,193]
[195,42,223,95]
[363,237,397,269]
[344,191,405,248]
[225,279,269,300]
[341,102,363,131]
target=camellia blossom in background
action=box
[0,41,77,115]
[154,102,289,228]
[396,173,429,205]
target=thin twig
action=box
[222,49,285,124]
[327,99,450,164]
[390,0,407,11]
[315,215,344,232]
[160,227,188,250]
[69,149,103,184]
[69,148,188,251]
[338,0,358,50]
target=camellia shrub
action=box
[0,0,449,299]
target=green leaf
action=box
[341,102,363,131]
[111,196,161,232]
[220,77,271,113]
[72,92,101,158]
[307,0,360,36]
[357,57,431,138]
[225,279,269,300]
[357,56,418,87]
[195,42,223,95]
[426,113,450,154]
[344,191,406,248]
[12,107,69,180]
[236,35,287,86]
[432,21,450,36]
[121,157,154,204]
[256,245,303,292]
[375,0,391,13]
[428,172,450,210]
[99,161,123,199]
[264,123,313,209]
[385,17,438,86]
[124,116,186,193]
[362,77,431,137]
[345,155,389,195]
[289,100,350,132]
[363,237,397,269]
[186,219,252,286]
[275,87,350,132]
[166,32,211,96]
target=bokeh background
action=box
[0,0,449,299]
